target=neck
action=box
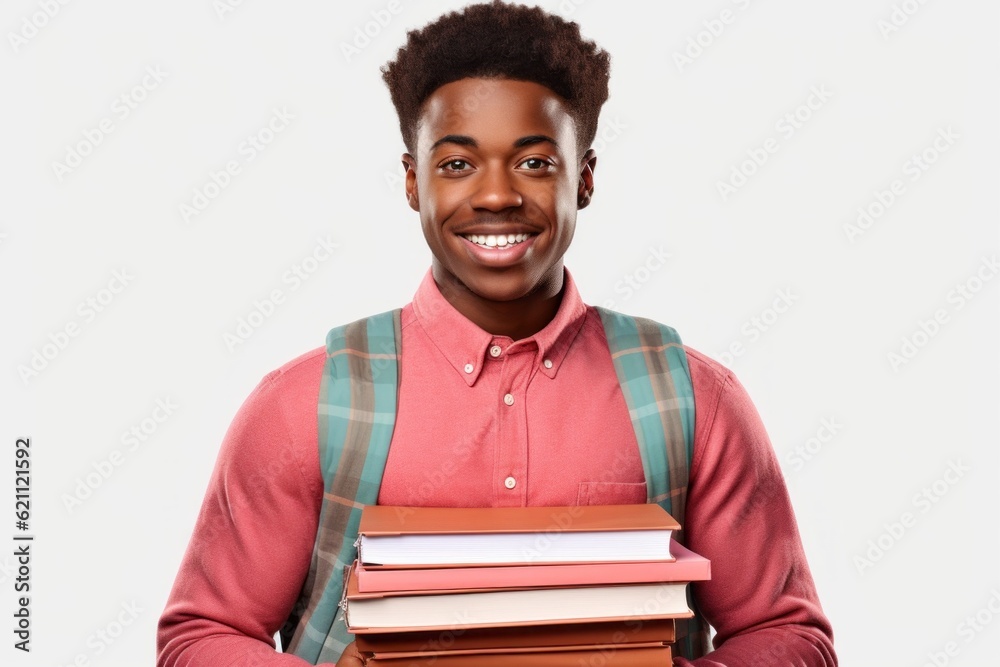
[432,267,565,340]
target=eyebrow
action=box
[428,134,559,152]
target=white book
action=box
[344,566,693,631]
[356,504,679,567]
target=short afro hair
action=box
[381,0,611,158]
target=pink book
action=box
[356,540,710,593]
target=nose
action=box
[469,164,523,211]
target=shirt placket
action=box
[490,338,530,507]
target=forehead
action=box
[416,78,576,154]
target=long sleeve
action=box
[677,350,837,666]
[157,361,333,666]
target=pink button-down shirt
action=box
[157,267,836,667]
[379,267,647,509]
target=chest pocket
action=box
[577,481,647,506]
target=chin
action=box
[462,272,538,302]
[489,281,557,304]
[469,282,531,303]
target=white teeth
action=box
[463,233,532,248]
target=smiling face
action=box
[403,77,596,330]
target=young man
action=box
[157,2,836,665]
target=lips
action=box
[458,231,538,266]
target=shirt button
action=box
[543,358,553,369]
[490,345,503,358]
[464,363,474,374]
[504,476,516,489]
[503,393,515,406]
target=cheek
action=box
[548,180,579,218]
[528,175,573,206]
[419,177,464,222]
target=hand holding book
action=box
[335,640,366,667]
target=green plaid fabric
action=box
[595,307,711,658]
[286,306,710,662]
[284,309,401,663]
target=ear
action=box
[577,148,597,210]
[402,153,419,212]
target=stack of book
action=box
[341,504,710,666]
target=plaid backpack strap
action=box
[595,306,712,660]
[284,308,402,664]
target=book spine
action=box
[365,645,672,667]
[357,559,707,593]
[355,618,676,652]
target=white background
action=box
[2,1,998,665]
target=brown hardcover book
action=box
[354,618,676,653]
[363,644,672,666]
[357,504,680,567]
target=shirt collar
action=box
[411,266,588,386]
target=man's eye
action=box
[443,160,469,171]
[519,158,550,170]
